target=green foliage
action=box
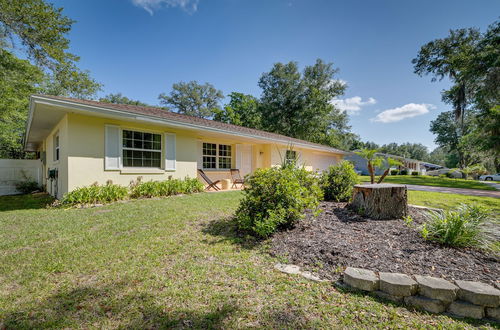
[0,0,101,158]
[15,180,40,194]
[61,182,128,205]
[400,169,408,175]
[258,59,351,149]
[414,21,500,171]
[0,49,43,158]
[355,148,381,184]
[411,171,419,176]
[320,161,359,202]
[158,81,223,118]
[378,142,429,162]
[403,215,413,227]
[99,93,150,106]
[213,92,262,129]
[130,177,204,198]
[390,169,399,175]
[420,204,490,248]
[235,167,322,238]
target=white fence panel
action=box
[0,159,42,196]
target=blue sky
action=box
[50,0,499,150]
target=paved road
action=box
[406,184,500,198]
[481,181,500,191]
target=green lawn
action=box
[359,175,496,191]
[0,192,497,328]
[408,191,500,215]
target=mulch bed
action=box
[270,202,500,286]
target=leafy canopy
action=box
[258,59,349,148]
[158,81,224,118]
[213,92,262,129]
[99,93,150,107]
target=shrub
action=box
[320,161,359,202]
[399,169,408,175]
[235,167,322,238]
[390,169,399,176]
[420,204,490,248]
[130,177,204,198]
[445,171,455,178]
[411,171,419,176]
[62,182,128,205]
[15,180,40,194]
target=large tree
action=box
[0,0,101,97]
[414,21,500,170]
[213,92,262,129]
[99,93,150,107]
[158,81,223,118]
[0,50,43,158]
[0,0,101,158]
[413,28,480,128]
[258,59,349,148]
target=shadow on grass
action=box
[1,281,238,328]
[201,216,261,250]
[0,193,54,212]
[333,282,498,327]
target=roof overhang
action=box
[25,95,348,154]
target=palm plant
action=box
[377,158,404,183]
[355,148,382,184]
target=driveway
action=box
[406,184,500,198]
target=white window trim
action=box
[121,128,163,169]
[202,142,232,170]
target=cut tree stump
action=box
[350,183,408,220]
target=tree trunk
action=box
[350,184,408,220]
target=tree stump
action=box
[350,183,408,220]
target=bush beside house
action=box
[235,166,322,238]
[320,161,359,202]
[61,177,203,206]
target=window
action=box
[54,133,59,161]
[202,143,232,169]
[122,130,162,167]
[285,150,297,163]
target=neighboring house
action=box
[24,95,348,198]
[345,152,424,175]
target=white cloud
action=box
[331,96,376,114]
[372,103,435,123]
[132,0,199,15]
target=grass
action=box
[359,175,496,191]
[408,190,500,215]
[0,192,497,328]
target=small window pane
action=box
[219,157,231,169]
[219,144,231,157]
[133,139,143,149]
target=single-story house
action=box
[345,152,424,175]
[24,95,348,198]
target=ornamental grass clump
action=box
[320,161,359,202]
[420,203,491,248]
[235,166,322,238]
[61,181,128,205]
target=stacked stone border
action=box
[343,267,500,322]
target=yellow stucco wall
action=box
[42,114,69,198]
[65,113,198,192]
[268,146,341,171]
[39,112,344,197]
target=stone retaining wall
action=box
[343,267,500,322]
